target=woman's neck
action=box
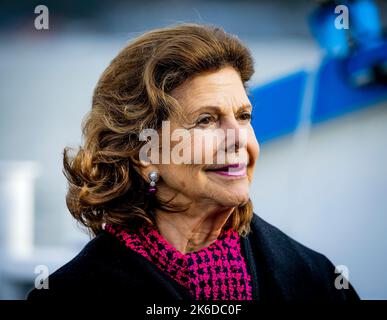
[154,204,234,254]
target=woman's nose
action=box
[222,117,246,153]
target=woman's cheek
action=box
[191,129,219,165]
[248,127,260,163]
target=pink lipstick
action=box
[205,163,247,177]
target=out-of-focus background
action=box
[0,0,386,299]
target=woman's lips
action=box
[205,163,247,177]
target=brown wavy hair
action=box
[63,23,255,237]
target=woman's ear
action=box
[130,155,159,182]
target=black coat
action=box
[27,214,360,301]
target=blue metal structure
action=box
[249,0,387,143]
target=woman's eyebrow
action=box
[191,104,253,114]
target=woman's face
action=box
[153,66,259,208]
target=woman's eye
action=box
[239,112,252,121]
[196,114,216,126]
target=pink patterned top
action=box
[104,223,253,300]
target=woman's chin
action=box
[200,170,251,206]
[213,188,250,207]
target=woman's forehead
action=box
[172,67,251,112]
[174,67,243,93]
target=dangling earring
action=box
[148,171,159,194]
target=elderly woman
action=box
[28,24,359,301]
